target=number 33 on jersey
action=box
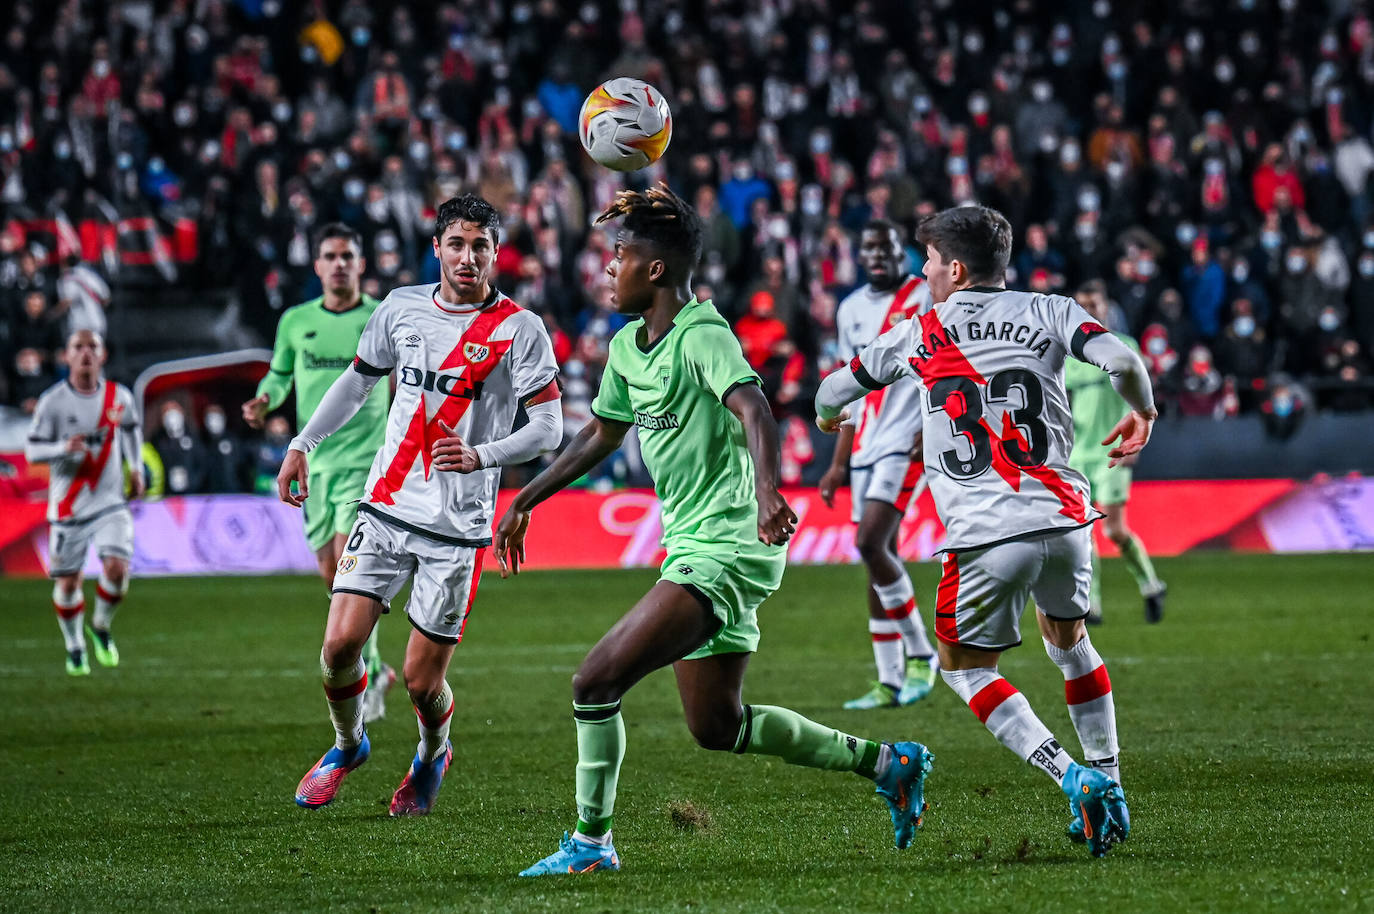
[850,287,1110,552]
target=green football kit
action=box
[590,297,786,657]
[256,295,388,551]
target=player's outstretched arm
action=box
[725,382,797,546]
[495,416,630,576]
[1079,333,1158,467]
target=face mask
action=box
[352,27,371,45]
[1261,231,1283,250]
[344,179,366,201]
[1286,254,1308,273]
[204,411,227,436]
[1233,263,1250,282]
[174,104,195,127]
[163,409,185,437]
[963,32,984,55]
[1233,315,1256,337]
[409,140,429,163]
[1204,158,1225,176]
[446,130,466,151]
[1185,31,1204,54]
[968,95,988,115]
[93,60,110,78]
[272,101,292,123]
[1106,161,1126,182]
[1092,0,1110,17]
[1032,82,1051,103]
[1215,61,1235,83]
[1052,48,1070,66]
[733,163,752,181]
[802,188,823,216]
[1319,310,1341,331]
[1106,61,1126,80]
[947,156,968,176]
[1062,144,1081,166]
[1362,231,1374,249]
[54,140,71,159]
[1240,33,1260,56]
[1136,258,1156,278]
[1147,337,1167,355]
[1360,256,1374,277]
[810,132,831,154]
[768,218,789,240]
[1176,223,1198,245]
[333,150,352,171]
[811,32,828,53]
[1077,188,1100,211]
[1015,34,1033,55]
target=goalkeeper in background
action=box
[243,223,397,719]
[1067,282,1166,624]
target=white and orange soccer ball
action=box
[578,77,672,172]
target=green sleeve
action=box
[255,312,295,410]
[591,357,634,423]
[685,325,761,401]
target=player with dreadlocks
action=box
[497,183,934,876]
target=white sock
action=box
[867,619,905,689]
[53,583,85,652]
[93,572,127,630]
[320,651,367,749]
[573,829,613,847]
[1044,636,1120,782]
[874,574,934,659]
[941,667,1075,786]
[871,742,895,781]
[415,680,454,761]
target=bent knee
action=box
[686,709,743,752]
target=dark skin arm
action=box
[493,415,630,576]
[723,381,798,546]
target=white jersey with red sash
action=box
[27,379,140,523]
[353,284,558,543]
[836,276,932,468]
[852,287,1107,552]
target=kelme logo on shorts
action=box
[337,555,357,574]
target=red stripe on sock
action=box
[934,553,960,643]
[96,585,122,604]
[882,598,915,620]
[870,631,902,642]
[324,672,368,702]
[53,600,84,620]
[415,700,455,727]
[1065,665,1112,705]
[968,677,1018,724]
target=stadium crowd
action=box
[4,0,1374,492]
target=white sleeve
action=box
[815,368,872,422]
[1079,333,1156,415]
[816,318,921,421]
[507,311,560,400]
[24,395,68,463]
[288,365,384,453]
[355,296,398,371]
[472,400,563,468]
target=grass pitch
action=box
[1,553,1372,913]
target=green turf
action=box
[2,553,1372,913]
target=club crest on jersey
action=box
[337,555,357,574]
[887,312,907,328]
[105,403,125,424]
[463,342,491,363]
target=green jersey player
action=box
[1065,283,1166,623]
[242,223,395,719]
[497,185,934,877]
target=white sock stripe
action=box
[867,618,902,634]
[97,573,129,598]
[52,583,83,608]
[873,573,915,608]
[939,666,1002,703]
[320,652,366,687]
[1043,636,1103,679]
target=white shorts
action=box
[850,454,926,524]
[933,524,1093,652]
[332,510,486,645]
[48,507,134,577]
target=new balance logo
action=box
[304,331,317,339]
[676,565,693,575]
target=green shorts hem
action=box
[1078,462,1132,508]
[303,468,371,552]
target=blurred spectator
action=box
[253,414,292,495]
[1180,240,1226,342]
[202,405,248,493]
[735,291,789,371]
[1176,346,1225,418]
[1260,378,1308,440]
[152,401,209,496]
[56,255,111,337]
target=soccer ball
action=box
[578,78,672,172]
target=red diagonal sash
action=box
[369,300,521,505]
[855,277,924,455]
[57,381,120,520]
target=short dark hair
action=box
[915,205,1013,283]
[313,222,363,258]
[435,194,501,244]
[862,218,901,241]
[594,182,704,268]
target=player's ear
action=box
[648,258,666,283]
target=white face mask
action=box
[1286,254,1308,274]
[1319,309,1342,331]
[1233,315,1256,337]
[163,409,186,437]
[1360,256,1374,277]
[204,411,227,436]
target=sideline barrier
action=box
[0,477,1368,578]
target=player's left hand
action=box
[1103,408,1156,468]
[815,409,850,435]
[757,488,798,546]
[433,420,482,473]
[129,467,146,500]
[494,507,530,577]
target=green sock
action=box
[362,627,383,680]
[1089,546,1102,611]
[573,701,625,836]
[1119,533,1161,594]
[732,704,880,776]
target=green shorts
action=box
[302,468,371,552]
[1080,461,1132,508]
[660,540,787,659]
